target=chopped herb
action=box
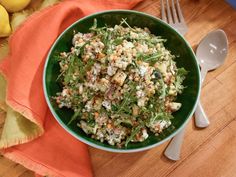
[67,109,81,125]
[125,124,143,147]
[175,68,188,93]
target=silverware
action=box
[164,126,186,160]
[164,29,228,160]
[194,29,228,127]
[161,0,188,35]
[161,0,228,161]
[161,0,188,161]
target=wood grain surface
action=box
[0,0,236,176]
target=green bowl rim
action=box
[43,9,201,153]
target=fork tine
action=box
[166,0,173,24]
[176,0,185,22]
[171,0,178,23]
[161,0,167,22]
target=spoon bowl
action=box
[196,29,228,71]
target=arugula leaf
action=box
[89,18,97,30]
[175,68,188,93]
[64,55,76,84]
[125,124,143,147]
[177,68,188,75]
[114,118,133,127]
[113,37,123,45]
[87,112,96,127]
[67,109,81,125]
[144,53,162,64]
[102,29,113,53]
[116,82,137,114]
[137,52,163,65]
[56,69,65,82]
[111,104,118,112]
[158,77,166,100]
[150,38,167,44]
[120,18,132,29]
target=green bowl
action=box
[43,10,201,152]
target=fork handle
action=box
[164,128,185,161]
[194,101,210,128]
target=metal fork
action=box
[161,0,188,161]
[161,0,188,35]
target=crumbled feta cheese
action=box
[159,120,171,130]
[137,43,149,53]
[169,61,176,75]
[136,86,141,90]
[150,119,171,133]
[155,62,168,75]
[72,32,83,46]
[130,31,138,39]
[114,58,129,70]
[168,102,182,111]
[93,63,101,75]
[138,97,146,107]
[141,129,149,140]
[123,41,134,49]
[61,89,68,97]
[102,100,111,110]
[96,130,105,138]
[136,90,145,98]
[80,121,97,134]
[107,65,117,76]
[169,84,177,96]
[105,127,126,145]
[78,85,83,94]
[85,100,93,111]
[139,65,148,77]
[95,115,108,126]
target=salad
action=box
[54,19,187,147]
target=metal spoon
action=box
[194,29,228,127]
[164,29,228,161]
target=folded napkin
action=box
[0,0,142,176]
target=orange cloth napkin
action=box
[0,0,142,176]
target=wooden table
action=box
[1,0,236,176]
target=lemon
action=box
[11,10,31,31]
[0,4,11,37]
[39,0,60,10]
[0,0,31,13]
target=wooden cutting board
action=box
[0,0,236,176]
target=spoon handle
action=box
[164,128,185,161]
[200,65,208,82]
[195,100,210,128]
[194,66,210,128]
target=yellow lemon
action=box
[0,4,11,37]
[0,0,31,13]
[11,10,31,31]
